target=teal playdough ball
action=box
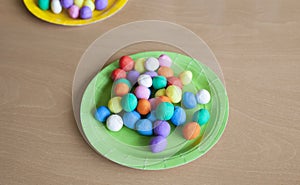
[192,108,210,126]
[152,76,167,90]
[121,93,138,112]
[156,102,174,120]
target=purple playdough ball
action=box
[127,70,140,85]
[158,54,172,67]
[68,5,80,19]
[153,120,171,137]
[60,0,74,9]
[144,71,158,78]
[95,0,108,10]
[149,136,167,153]
[134,86,150,99]
[80,6,92,19]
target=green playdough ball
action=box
[38,0,50,10]
[192,109,210,126]
[121,93,138,112]
[156,102,174,120]
[152,76,167,90]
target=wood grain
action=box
[1,0,299,184]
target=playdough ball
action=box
[179,70,193,85]
[119,56,134,72]
[74,0,84,7]
[152,76,167,90]
[83,0,95,11]
[182,122,200,140]
[146,110,157,122]
[166,85,182,103]
[134,86,150,99]
[113,83,129,96]
[127,70,140,85]
[68,5,80,18]
[137,99,151,115]
[122,111,140,129]
[192,109,210,126]
[51,0,62,14]
[114,78,131,88]
[38,0,50,10]
[95,0,108,10]
[153,120,171,137]
[158,96,171,103]
[145,57,160,71]
[182,92,197,109]
[121,93,137,112]
[60,0,73,9]
[170,106,186,126]
[134,58,146,73]
[80,6,92,19]
[106,114,123,132]
[157,66,174,78]
[144,71,158,78]
[155,89,166,97]
[167,77,183,89]
[149,136,167,153]
[158,54,172,67]
[137,74,152,87]
[196,89,211,104]
[156,102,174,120]
[149,98,161,110]
[94,106,111,123]
[108,97,122,113]
[136,119,153,136]
[111,68,126,80]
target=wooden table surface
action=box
[1,0,299,184]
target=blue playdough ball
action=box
[94,106,111,123]
[192,108,210,126]
[182,91,197,109]
[146,110,157,122]
[122,111,141,129]
[156,102,174,120]
[121,93,138,112]
[136,119,153,136]
[170,106,186,126]
[153,120,171,137]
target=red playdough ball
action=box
[111,68,126,80]
[167,77,183,89]
[119,56,134,71]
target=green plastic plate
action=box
[80,51,229,170]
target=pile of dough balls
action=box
[94,54,211,153]
[38,0,108,19]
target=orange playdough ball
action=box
[137,99,151,115]
[114,83,129,96]
[182,122,201,140]
[158,96,171,103]
[158,66,174,78]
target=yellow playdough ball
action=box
[179,70,193,85]
[84,0,95,11]
[134,58,146,73]
[108,97,122,113]
[155,89,166,97]
[74,0,84,7]
[166,85,182,103]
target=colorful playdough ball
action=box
[134,86,150,99]
[196,89,211,104]
[122,111,140,129]
[146,110,157,122]
[157,66,174,78]
[170,106,186,126]
[60,0,73,9]
[74,0,84,7]
[144,71,158,78]
[182,92,197,109]
[134,58,146,73]
[113,83,129,97]
[152,76,167,90]
[153,120,171,137]
[106,114,123,132]
[158,54,172,67]
[149,98,161,110]
[167,77,183,89]
[136,119,153,136]
[119,56,134,72]
[111,68,126,80]
[38,0,50,10]
[83,0,95,11]
[158,96,171,103]
[137,99,151,115]
[114,78,131,88]
[108,96,122,113]
[192,109,210,126]
[68,5,80,18]
[179,70,193,85]
[144,57,160,71]
[149,136,167,153]
[155,88,166,97]
[182,122,200,140]
[121,93,137,112]
[51,0,62,14]
[94,106,111,123]
[137,74,152,87]
[166,85,182,103]
[127,70,140,85]
[79,6,92,19]
[95,0,108,10]
[156,102,174,120]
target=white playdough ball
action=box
[138,74,152,87]
[196,89,211,104]
[145,57,160,71]
[106,114,123,132]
